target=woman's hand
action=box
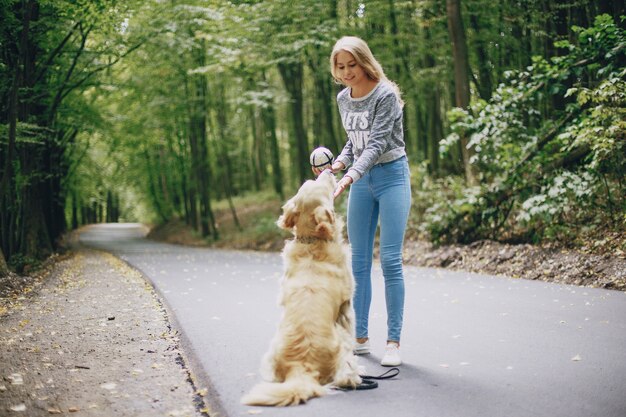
[312,161,345,177]
[333,175,353,199]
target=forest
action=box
[0,0,624,275]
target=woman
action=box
[319,36,411,366]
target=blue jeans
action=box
[347,156,411,343]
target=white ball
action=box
[310,147,334,169]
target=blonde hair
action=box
[330,36,404,107]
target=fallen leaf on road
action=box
[48,408,62,414]
[69,407,79,412]
[8,373,24,385]
[572,354,582,361]
[100,382,117,390]
[168,408,195,416]
[10,404,26,411]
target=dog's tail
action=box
[241,369,326,407]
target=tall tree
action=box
[278,61,309,184]
[259,71,285,200]
[468,10,493,101]
[446,0,476,185]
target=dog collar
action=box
[295,236,331,244]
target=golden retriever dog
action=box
[241,170,362,406]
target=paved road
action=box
[79,223,626,417]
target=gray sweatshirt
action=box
[335,81,406,183]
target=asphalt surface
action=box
[79,223,626,417]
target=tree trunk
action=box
[192,43,218,239]
[414,94,426,161]
[21,182,53,260]
[249,106,263,191]
[191,73,216,239]
[0,248,8,277]
[263,104,284,200]
[1,0,36,262]
[423,22,443,176]
[157,145,171,212]
[106,191,116,223]
[468,12,493,101]
[387,0,415,154]
[277,61,309,185]
[145,150,168,223]
[183,74,199,230]
[212,82,241,234]
[45,130,68,244]
[190,94,209,237]
[174,122,191,225]
[446,0,476,185]
[306,50,339,153]
[71,190,79,229]
[259,70,284,200]
[427,88,443,176]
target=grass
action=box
[149,190,291,251]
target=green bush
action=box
[428,15,625,245]
[7,253,40,274]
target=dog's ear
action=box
[277,200,299,230]
[313,206,335,239]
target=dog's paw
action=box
[334,374,362,389]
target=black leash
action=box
[336,367,400,391]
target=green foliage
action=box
[431,15,625,244]
[3,0,622,266]
[7,253,40,274]
[407,162,465,240]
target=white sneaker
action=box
[353,339,370,355]
[381,343,402,366]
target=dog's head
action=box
[277,170,338,240]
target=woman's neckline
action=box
[349,80,381,101]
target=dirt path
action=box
[0,249,206,417]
